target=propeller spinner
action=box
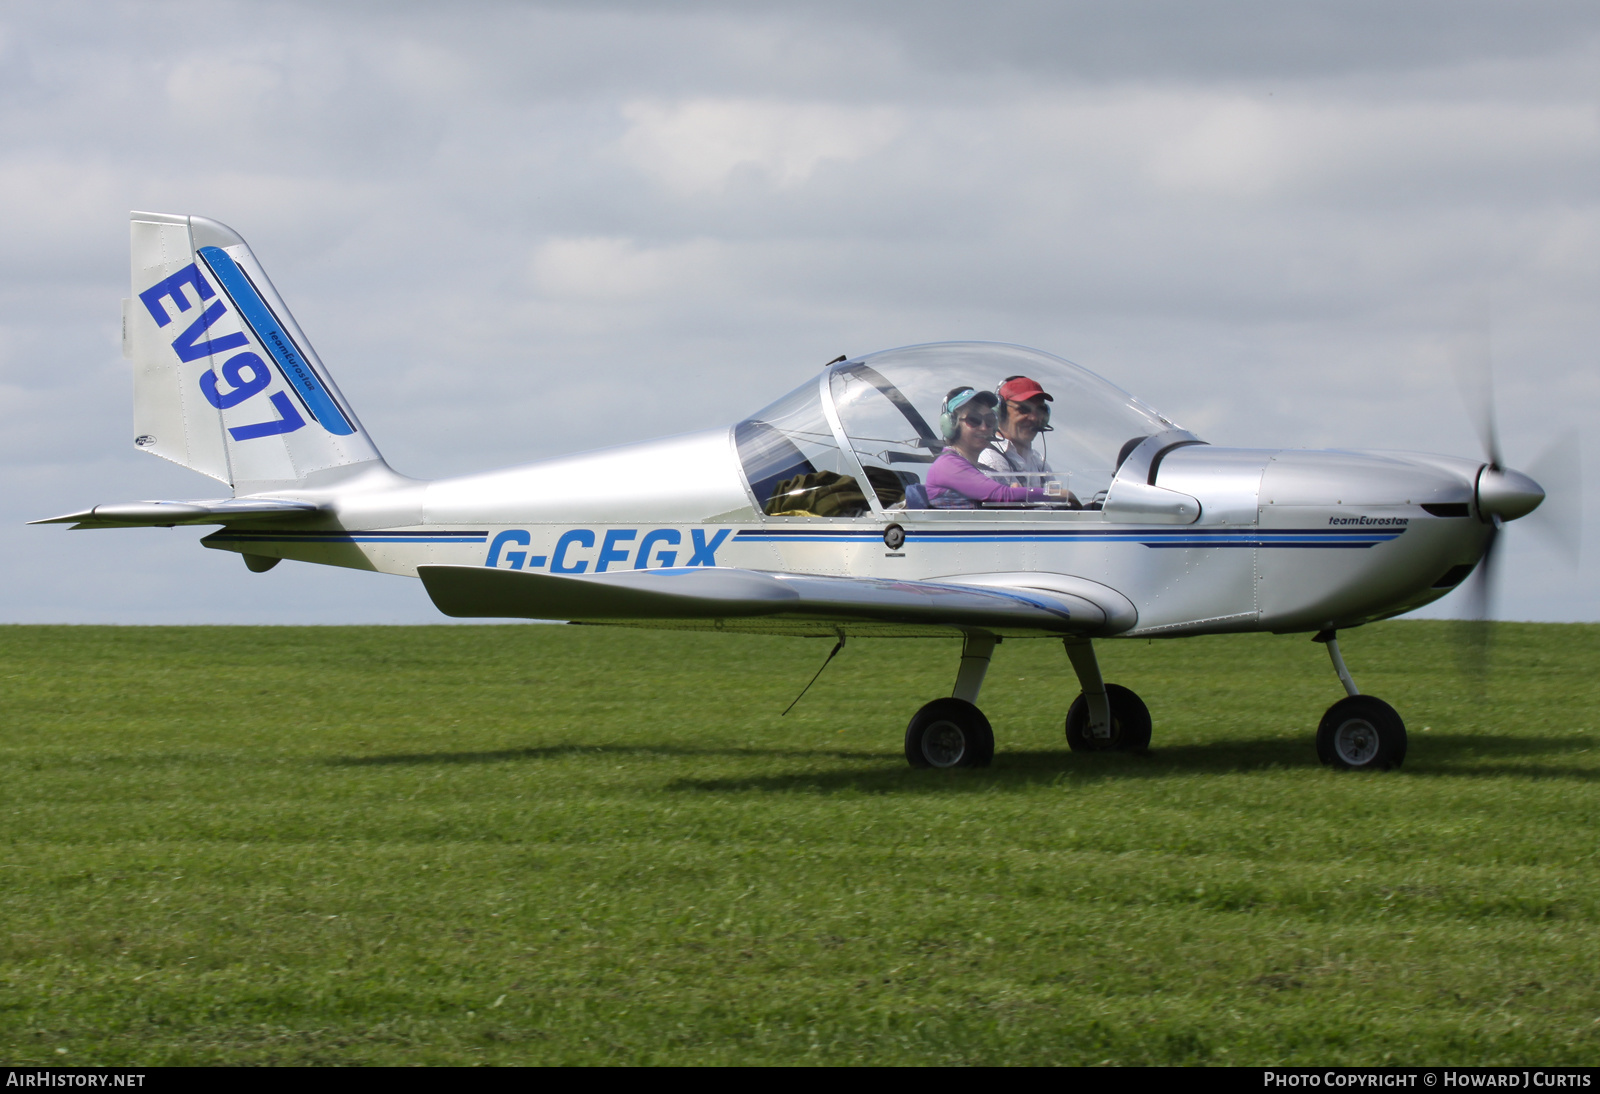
[1475,464,1544,523]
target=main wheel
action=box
[1316,695,1407,770]
[904,698,994,769]
[1064,684,1152,753]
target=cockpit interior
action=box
[734,342,1188,518]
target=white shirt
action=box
[978,438,1052,486]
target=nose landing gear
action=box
[1312,630,1407,770]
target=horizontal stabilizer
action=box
[418,564,1108,636]
[30,498,322,529]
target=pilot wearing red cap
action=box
[980,375,1079,507]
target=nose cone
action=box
[1477,465,1545,522]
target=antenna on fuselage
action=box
[781,634,847,716]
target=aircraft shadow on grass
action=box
[330,734,1598,790]
[669,734,1600,793]
[331,744,888,767]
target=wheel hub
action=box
[921,720,967,767]
[1333,717,1380,766]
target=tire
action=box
[1316,695,1407,771]
[904,698,994,769]
[1064,684,1152,753]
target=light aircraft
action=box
[37,212,1556,772]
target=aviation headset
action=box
[939,387,999,443]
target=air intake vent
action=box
[1421,503,1470,518]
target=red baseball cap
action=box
[998,376,1052,403]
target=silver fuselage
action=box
[203,429,1491,638]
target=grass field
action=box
[2,620,1598,1066]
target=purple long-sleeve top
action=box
[925,449,1043,508]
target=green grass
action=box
[2,620,1598,1065]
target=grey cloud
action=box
[584,0,1600,84]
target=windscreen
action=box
[734,376,873,517]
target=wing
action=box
[416,564,1135,638]
[29,498,323,529]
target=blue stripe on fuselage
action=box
[734,528,1399,548]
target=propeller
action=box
[1455,516,1498,689]
[1456,313,1503,473]
[1451,320,1583,688]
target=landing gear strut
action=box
[904,633,996,768]
[1312,630,1407,770]
[1062,638,1151,753]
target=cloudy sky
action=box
[2,0,1596,624]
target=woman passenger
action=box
[925,387,1046,508]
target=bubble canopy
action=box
[735,342,1191,516]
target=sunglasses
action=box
[959,414,997,428]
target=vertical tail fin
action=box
[126,211,385,493]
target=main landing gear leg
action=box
[952,632,996,704]
[1063,638,1150,753]
[904,633,996,769]
[1312,629,1407,770]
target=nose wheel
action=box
[1311,630,1407,770]
[1317,695,1407,770]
